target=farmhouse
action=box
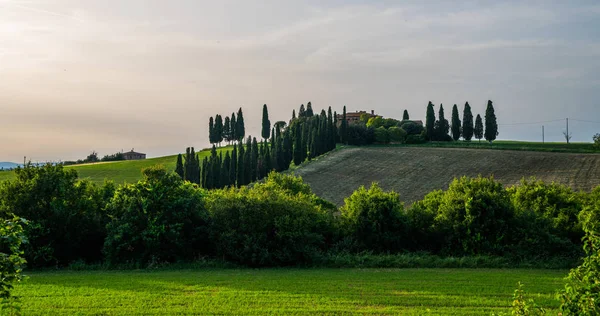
[122,149,146,160]
[337,110,378,124]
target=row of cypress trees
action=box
[176,102,339,189]
[426,100,498,142]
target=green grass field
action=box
[0,147,232,185]
[12,268,566,315]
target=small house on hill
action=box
[123,149,146,160]
[337,110,378,124]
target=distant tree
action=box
[236,108,245,142]
[283,130,293,169]
[293,125,303,166]
[175,153,184,179]
[230,113,237,143]
[215,114,224,146]
[474,114,484,142]
[341,106,348,144]
[306,102,314,117]
[221,151,231,187]
[209,117,215,144]
[223,116,232,144]
[403,110,410,121]
[563,131,573,144]
[86,151,99,163]
[251,137,259,182]
[594,134,600,149]
[237,142,246,185]
[333,111,339,144]
[298,104,306,118]
[434,104,450,141]
[426,101,435,141]
[292,109,296,120]
[366,116,385,129]
[462,102,474,141]
[261,104,271,141]
[451,104,461,141]
[229,144,237,186]
[274,121,286,135]
[184,147,199,184]
[484,100,498,143]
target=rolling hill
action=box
[293,146,600,205]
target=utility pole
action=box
[542,125,545,144]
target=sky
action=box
[1,0,599,162]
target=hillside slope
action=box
[293,146,600,205]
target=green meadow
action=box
[13,268,566,315]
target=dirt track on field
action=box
[293,147,600,205]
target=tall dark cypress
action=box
[298,104,306,118]
[292,109,296,120]
[462,102,474,141]
[306,102,314,117]
[451,104,461,141]
[191,147,199,184]
[327,107,335,150]
[211,146,220,188]
[333,111,339,144]
[237,142,246,185]
[230,113,237,144]
[403,110,410,120]
[284,130,293,169]
[434,104,449,141]
[223,116,231,144]
[474,114,484,142]
[270,128,276,149]
[184,147,192,182]
[201,157,208,188]
[251,137,259,182]
[244,136,252,184]
[484,100,498,143]
[229,144,237,186]
[426,101,435,141]
[175,153,184,179]
[293,125,303,166]
[301,123,309,162]
[208,117,215,144]
[236,108,245,142]
[220,152,229,188]
[264,143,272,175]
[341,106,348,144]
[215,115,224,146]
[261,104,271,141]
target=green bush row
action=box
[0,164,598,268]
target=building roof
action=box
[124,149,145,155]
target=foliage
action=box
[594,133,600,149]
[388,127,407,143]
[206,173,334,266]
[340,183,408,253]
[0,164,110,267]
[100,152,125,162]
[492,283,547,316]
[0,215,27,300]
[374,127,390,144]
[560,190,600,315]
[400,121,424,135]
[433,104,451,141]
[462,102,474,141]
[405,132,427,144]
[451,104,461,141]
[366,116,384,128]
[432,176,514,255]
[346,123,375,146]
[403,109,409,120]
[474,114,484,142]
[103,166,209,266]
[485,100,499,143]
[425,101,435,140]
[261,104,271,140]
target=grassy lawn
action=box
[0,146,232,185]
[13,268,566,315]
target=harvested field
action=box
[294,146,600,205]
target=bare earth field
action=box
[294,146,600,205]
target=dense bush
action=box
[388,127,407,143]
[340,183,408,253]
[207,173,334,266]
[103,166,209,266]
[346,123,375,146]
[0,215,27,300]
[400,121,425,135]
[374,127,390,144]
[405,132,427,144]
[405,190,444,252]
[0,164,111,267]
[432,176,514,256]
[593,133,600,149]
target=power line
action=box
[499,119,564,126]
[570,118,600,124]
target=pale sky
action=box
[1,0,599,162]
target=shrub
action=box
[433,176,514,256]
[560,193,600,315]
[366,116,384,129]
[374,127,390,144]
[0,215,27,300]
[400,121,425,135]
[340,183,408,253]
[388,127,407,143]
[103,166,209,266]
[346,123,375,146]
[405,132,427,144]
[0,164,110,267]
[593,133,600,149]
[405,190,444,252]
[207,173,334,266]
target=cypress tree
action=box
[261,104,271,141]
[462,102,474,141]
[229,144,237,186]
[284,130,293,169]
[328,107,334,150]
[292,109,296,120]
[236,108,245,142]
[208,117,215,144]
[434,104,450,141]
[215,115,224,146]
[192,147,199,184]
[341,106,348,144]
[251,137,259,182]
[270,127,276,149]
[222,152,231,187]
[175,153,184,179]
[211,146,220,188]
[451,104,461,141]
[201,157,208,188]
[403,110,410,120]
[301,123,309,162]
[264,143,272,175]
[306,102,314,117]
[237,142,246,185]
[230,113,237,144]
[474,114,484,142]
[223,116,231,144]
[298,104,306,118]
[293,125,303,166]
[484,100,498,143]
[426,101,435,141]
[333,111,339,144]
[244,136,252,184]
[184,147,192,182]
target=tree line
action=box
[426,100,498,143]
